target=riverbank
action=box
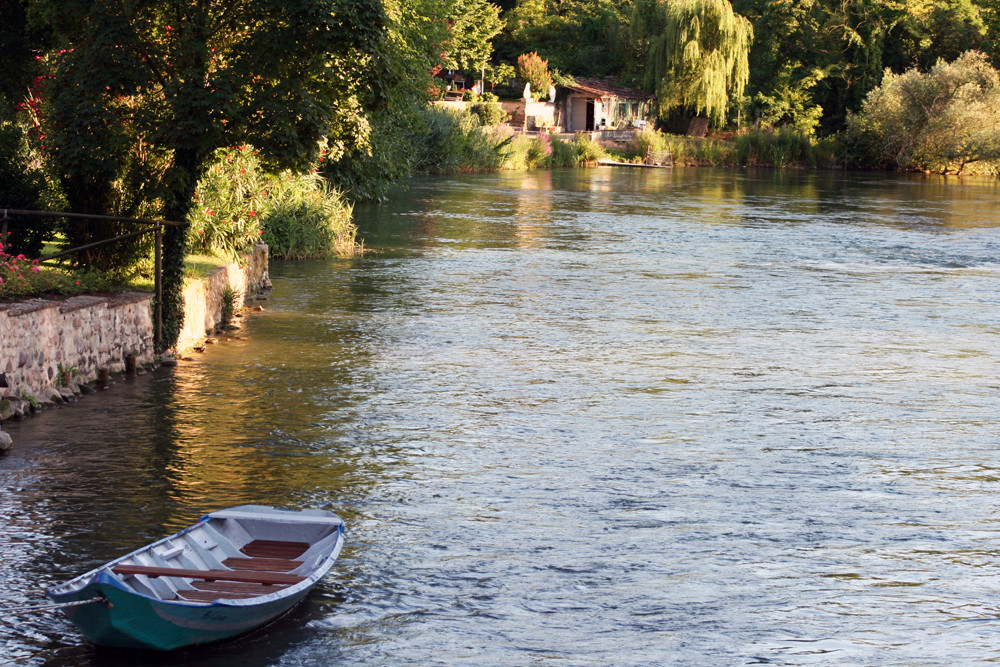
[0,244,271,451]
[415,108,1000,175]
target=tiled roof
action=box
[563,78,655,100]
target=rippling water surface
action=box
[2,168,1000,665]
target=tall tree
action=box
[642,0,753,126]
[32,0,383,348]
[444,0,504,73]
[847,50,1000,173]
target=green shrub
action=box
[261,173,357,259]
[469,101,507,127]
[573,134,605,165]
[188,145,266,259]
[413,107,508,173]
[189,145,359,260]
[547,135,579,167]
[220,285,240,324]
[846,51,1000,174]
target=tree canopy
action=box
[641,0,753,126]
[29,0,384,347]
[847,50,1000,173]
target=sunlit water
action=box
[2,168,1000,665]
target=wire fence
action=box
[1,208,188,348]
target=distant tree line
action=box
[1,0,998,343]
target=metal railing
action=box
[1,209,188,349]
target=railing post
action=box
[154,222,162,351]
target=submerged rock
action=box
[0,430,11,454]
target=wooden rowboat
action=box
[47,505,345,651]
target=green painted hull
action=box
[55,576,310,651]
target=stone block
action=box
[39,386,64,405]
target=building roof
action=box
[563,77,655,101]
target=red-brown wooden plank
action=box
[241,540,309,559]
[192,581,289,594]
[222,557,302,572]
[112,564,305,585]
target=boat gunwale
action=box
[48,507,345,608]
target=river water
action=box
[2,168,1000,665]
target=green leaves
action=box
[847,50,1000,173]
[643,0,753,126]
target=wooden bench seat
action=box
[241,540,309,559]
[174,580,291,602]
[111,564,305,586]
[192,580,290,594]
[223,556,302,572]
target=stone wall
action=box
[0,243,269,403]
[0,292,155,401]
[175,243,269,353]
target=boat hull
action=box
[48,505,344,651]
[55,574,311,651]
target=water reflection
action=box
[2,168,999,665]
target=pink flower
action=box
[75,280,80,285]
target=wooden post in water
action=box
[97,368,110,388]
[125,355,137,377]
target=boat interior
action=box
[55,509,343,604]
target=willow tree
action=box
[642,0,753,126]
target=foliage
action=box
[734,128,815,167]
[846,50,1000,174]
[220,285,240,324]
[469,100,509,126]
[0,97,50,258]
[571,134,606,164]
[412,107,508,173]
[29,0,384,349]
[498,0,634,79]
[188,146,267,259]
[443,0,505,72]
[0,237,116,300]
[261,174,358,259]
[517,52,553,100]
[485,62,518,90]
[547,135,580,167]
[0,1,47,103]
[189,144,359,259]
[642,0,753,126]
